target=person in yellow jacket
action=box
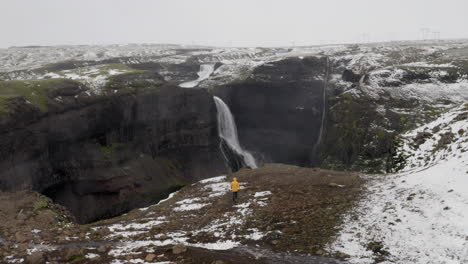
[231,177,240,204]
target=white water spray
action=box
[213,96,257,168]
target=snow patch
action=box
[173,203,209,212]
[85,253,100,259]
[179,64,215,88]
[254,191,272,197]
[198,175,226,184]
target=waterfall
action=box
[311,57,329,162]
[213,96,257,169]
[315,57,329,146]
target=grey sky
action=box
[1,0,467,48]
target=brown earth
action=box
[0,164,362,264]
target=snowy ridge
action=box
[329,105,468,263]
[366,67,468,103]
[0,44,181,72]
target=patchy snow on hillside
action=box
[179,63,215,88]
[388,81,468,103]
[401,62,457,68]
[330,105,468,264]
[101,174,272,259]
[0,44,181,72]
[366,67,468,103]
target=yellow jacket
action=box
[231,178,240,192]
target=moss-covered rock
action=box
[103,71,165,93]
[0,79,82,113]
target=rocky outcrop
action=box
[0,77,227,223]
[319,90,398,173]
[0,164,360,263]
[213,57,329,167]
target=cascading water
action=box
[311,57,329,163]
[213,96,258,169]
[315,56,329,147]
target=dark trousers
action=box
[232,191,238,203]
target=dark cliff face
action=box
[0,80,227,223]
[213,57,329,167]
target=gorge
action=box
[1,41,468,225]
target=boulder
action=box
[172,244,187,254]
[25,252,45,264]
[145,253,157,262]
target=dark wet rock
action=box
[414,131,433,147]
[432,124,442,133]
[211,55,416,173]
[454,111,468,121]
[0,78,227,223]
[213,57,328,168]
[366,241,390,256]
[437,131,455,147]
[342,69,363,83]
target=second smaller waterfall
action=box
[213,96,257,169]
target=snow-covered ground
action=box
[179,63,215,88]
[366,67,468,103]
[0,44,182,72]
[2,40,468,99]
[14,174,275,263]
[330,105,468,263]
[98,175,272,259]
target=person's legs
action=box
[232,191,238,204]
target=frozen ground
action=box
[2,40,468,99]
[84,175,273,262]
[329,105,468,264]
[365,67,468,103]
[0,44,182,72]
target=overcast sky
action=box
[1,0,467,48]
